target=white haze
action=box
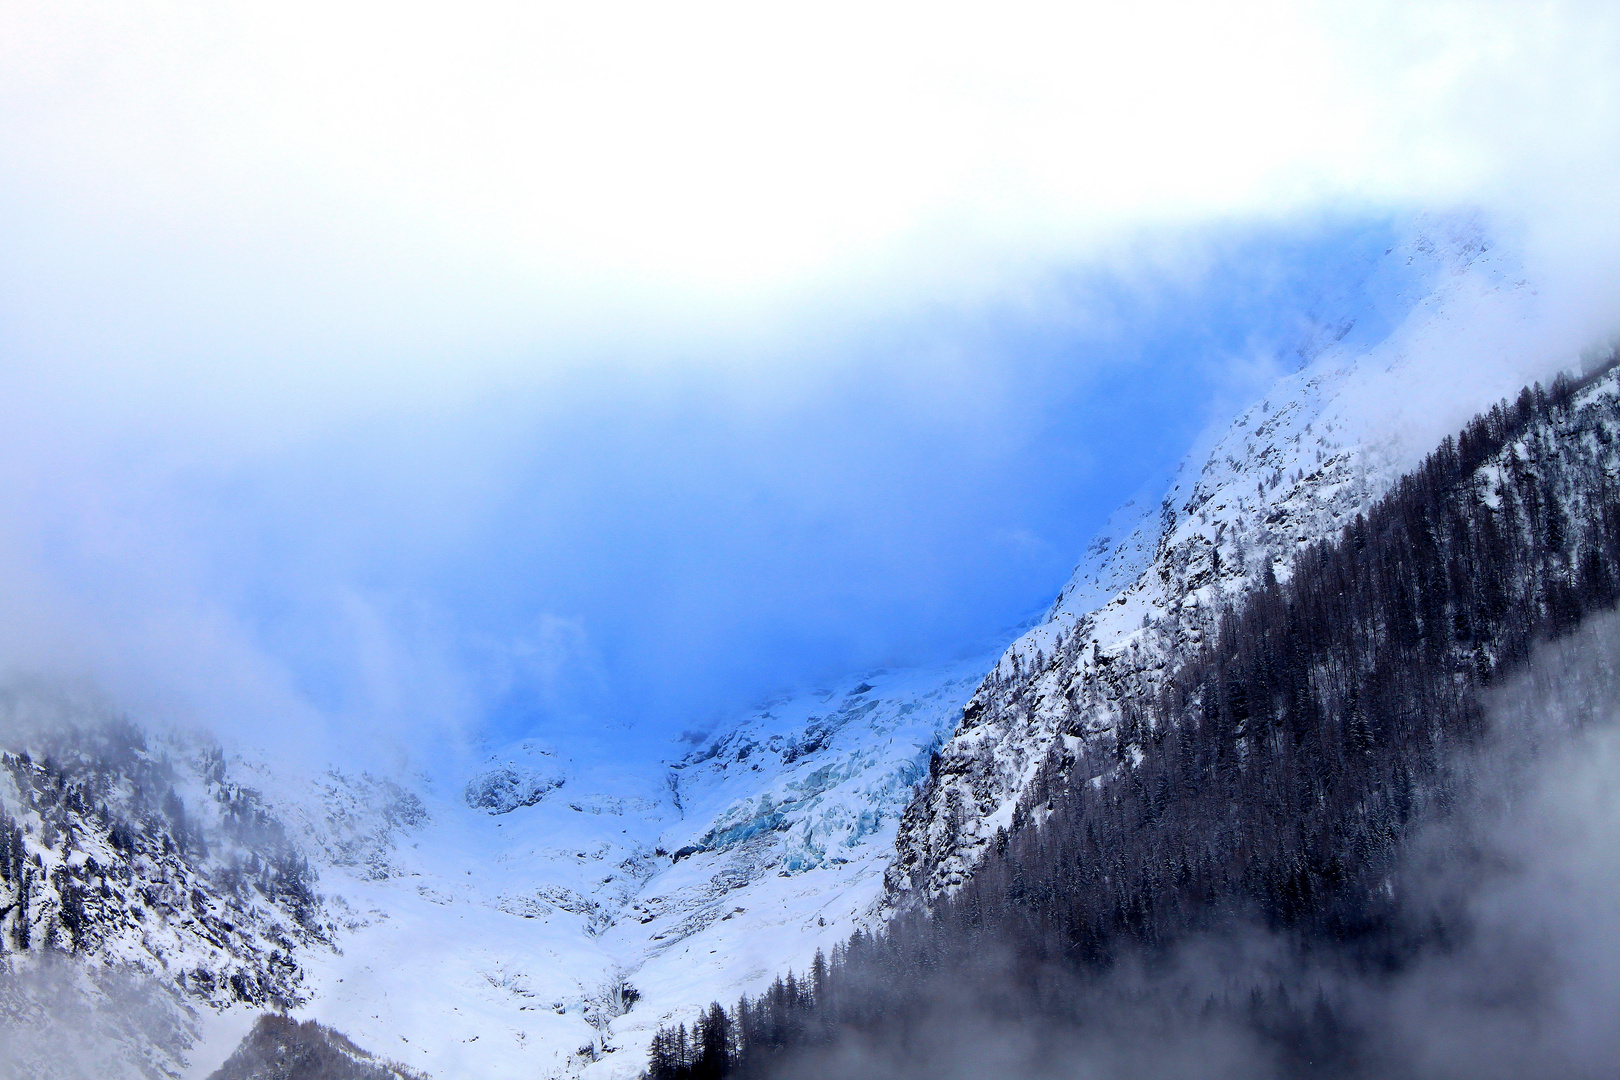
[6,1,1619,412]
[0,1,1618,764]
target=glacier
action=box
[198,654,996,1078]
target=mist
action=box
[1374,613,1620,1078]
[753,612,1620,1080]
[0,959,199,1080]
[0,213,1445,769]
[1,1,1619,771]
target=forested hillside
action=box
[645,356,1620,1079]
[886,220,1532,909]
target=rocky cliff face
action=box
[886,217,1572,906]
[0,690,341,1079]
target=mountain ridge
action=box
[886,216,1568,907]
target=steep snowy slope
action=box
[0,690,334,1080]
[887,216,1584,904]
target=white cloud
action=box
[0,0,1612,462]
[3,1,1616,308]
[0,0,1616,757]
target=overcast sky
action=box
[1,1,1617,767]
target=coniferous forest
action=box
[647,357,1620,1079]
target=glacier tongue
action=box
[886,216,1578,906]
[589,656,993,1078]
[193,653,995,1079]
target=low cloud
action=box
[0,3,1616,765]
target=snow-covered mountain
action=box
[4,213,1598,1080]
[2,655,993,1079]
[169,652,987,1079]
[253,656,996,1077]
[886,216,1582,905]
